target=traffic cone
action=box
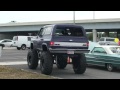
[70,58,72,64]
[67,57,70,64]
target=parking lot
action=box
[1,48,120,79]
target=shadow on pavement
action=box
[87,65,120,73]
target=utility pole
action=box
[73,11,75,24]
[93,11,95,20]
[92,11,97,42]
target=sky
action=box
[0,11,120,23]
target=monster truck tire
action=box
[27,49,39,69]
[40,51,53,75]
[72,54,86,74]
[56,55,67,69]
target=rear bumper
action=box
[38,48,90,54]
[50,49,90,54]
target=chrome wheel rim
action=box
[107,64,113,71]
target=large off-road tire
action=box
[17,47,21,50]
[21,44,26,50]
[40,51,53,75]
[56,55,67,69]
[72,54,86,74]
[27,49,39,69]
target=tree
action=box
[87,33,93,41]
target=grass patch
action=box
[0,66,57,79]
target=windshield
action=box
[55,26,84,37]
[13,36,18,41]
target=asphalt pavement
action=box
[1,48,120,79]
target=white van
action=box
[12,36,36,50]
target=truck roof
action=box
[43,24,83,28]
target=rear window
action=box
[54,26,84,37]
[110,47,120,53]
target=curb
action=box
[3,47,16,50]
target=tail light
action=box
[83,42,89,47]
[118,41,120,46]
[50,41,54,46]
[87,42,89,47]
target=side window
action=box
[74,27,84,36]
[38,28,45,37]
[6,40,12,42]
[13,36,18,41]
[28,37,31,41]
[1,41,4,43]
[92,47,107,54]
[110,47,117,53]
[106,39,114,41]
[2,40,7,42]
[44,26,52,35]
[99,38,104,41]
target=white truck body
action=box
[12,36,36,50]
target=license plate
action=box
[67,51,74,54]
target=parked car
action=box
[0,43,5,49]
[0,39,13,47]
[98,37,120,46]
[85,45,120,72]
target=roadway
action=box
[1,48,120,79]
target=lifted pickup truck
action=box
[27,24,90,75]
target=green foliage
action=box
[87,33,93,41]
